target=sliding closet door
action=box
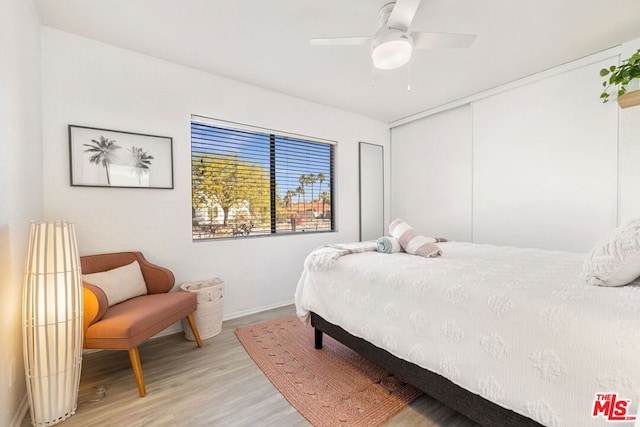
[472,59,618,252]
[359,142,384,241]
[391,105,472,241]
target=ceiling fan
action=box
[310,0,476,70]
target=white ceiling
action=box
[36,0,640,123]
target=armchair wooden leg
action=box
[186,314,203,347]
[128,347,147,397]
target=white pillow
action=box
[83,260,148,306]
[583,219,640,287]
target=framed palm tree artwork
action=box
[69,125,173,189]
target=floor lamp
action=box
[22,221,83,426]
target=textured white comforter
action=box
[294,242,640,426]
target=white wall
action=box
[0,0,42,425]
[391,48,631,253]
[41,28,390,320]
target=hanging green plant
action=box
[600,49,640,103]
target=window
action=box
[191,118,335,239]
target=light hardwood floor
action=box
[21,305,478,427]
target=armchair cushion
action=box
[83,260,148,306]
[84,292,196,350]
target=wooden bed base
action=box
[311,312,542,427]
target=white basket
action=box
[181,278,224,341]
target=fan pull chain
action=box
[407,61,412,91]
[370,65,376,87]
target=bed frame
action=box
[311,312,542,427]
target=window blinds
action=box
[191,120,334,239]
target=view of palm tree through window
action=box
[191,121,334,239]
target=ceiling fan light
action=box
[372,40,412,70]
[371,28,413,70]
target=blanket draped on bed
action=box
[304,241,377,271]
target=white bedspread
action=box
[294,242,640,427]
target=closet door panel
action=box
[391,105,472,241]
[472,59,618,252]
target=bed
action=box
[294,241,640,427]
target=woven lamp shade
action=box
[22,221,83,426]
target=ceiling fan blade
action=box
[387,0,422,31]
[413,32,477,49]
[309,37,371,46]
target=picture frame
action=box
[68,125,174,189]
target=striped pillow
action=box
[389,218,442,258]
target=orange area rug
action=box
[235,316,423,426]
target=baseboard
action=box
[224,299,294,321]
[153,299,293,340]
[10,393,29,427]
[154,322,183,338]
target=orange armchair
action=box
[81,252,202,396]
